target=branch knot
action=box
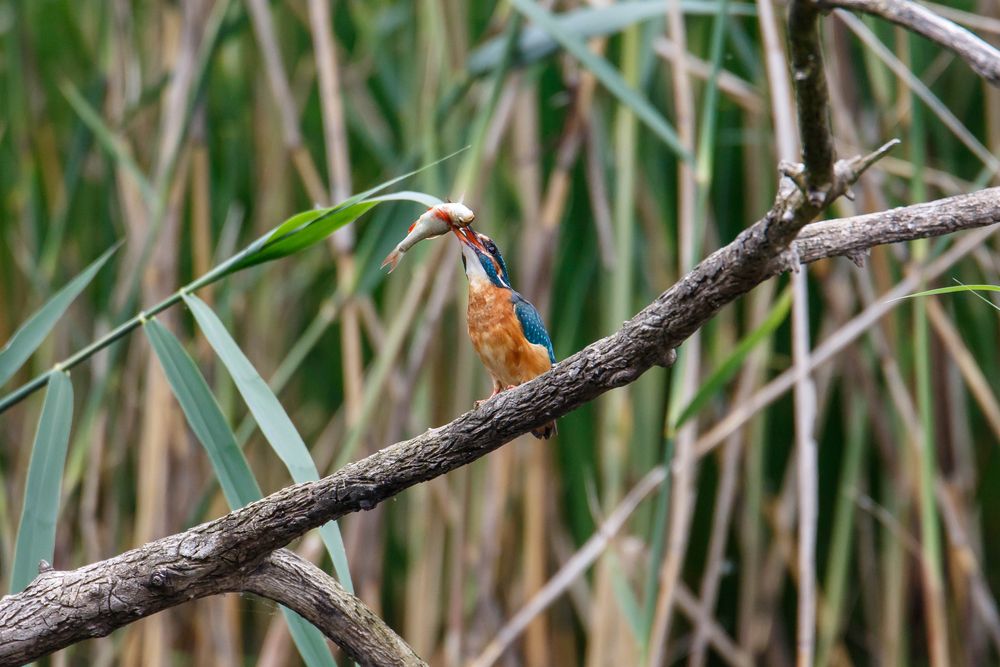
[146,569,172,591]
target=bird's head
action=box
[453,227,511,289]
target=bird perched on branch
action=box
[452,226,557,439]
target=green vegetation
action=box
[1,0,998,665]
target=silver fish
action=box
[381,202,475,272]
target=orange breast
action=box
[467,283,552,387]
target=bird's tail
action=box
[380,249,401,273]
[531,420,557,440]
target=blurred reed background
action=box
[1,0,999,665]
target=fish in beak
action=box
[381,202,476,272]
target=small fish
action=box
[381,202,476,272]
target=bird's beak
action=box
[452,225,486,252]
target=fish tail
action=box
[380,249,402,273]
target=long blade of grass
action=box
[143,318,337,667]
[143,319,261,507]
[369,190,444,209]
[251,188,447,263]
[183,294,354,593]
[285,609,340,667]
[233,202,379,272]
[0,242,120,388]
[508,0,692,162]
[238,191,447,275]
[673,286,792,430]
[213,166,456,281]
[0,176,450,416]
[9,371,73,593]
[893,283,1000,307]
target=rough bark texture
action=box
[793,188,1000,263]
[818,0,1000,86]
[788,0,836,189]
[245,551,426,667]
[1,172,997,664]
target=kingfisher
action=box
[452,226,557,439]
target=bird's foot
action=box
[474,384,516,409]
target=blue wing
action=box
[512,292,556,363]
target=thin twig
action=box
[675,585,755,667]
[819,0,1000,85]
[834,10,1000,175]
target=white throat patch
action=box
[462,243,491,285]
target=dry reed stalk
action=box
[926,299,1000,441]
[508,83,552,667]
[692,225,999,461]
[652,38,764,114]
[647,0,700,660]
[687,281,776,667]
[471,468,666,667]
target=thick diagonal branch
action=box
[1,184,997,666]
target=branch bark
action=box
[0,546,423,667]
[245,551,426,667]
[818,0,1000,86]
[788,0,836,189]
[1,172,997,663]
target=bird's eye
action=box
[485,240,497,255]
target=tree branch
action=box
[244,550,425,667]
[788,0,837,190]
[818,0,1000,86]
[1,182,998,665]
[0,545,422,666]
[793,187,1000,263]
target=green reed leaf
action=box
[10,371,73,593]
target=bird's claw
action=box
[473,384,518,409]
